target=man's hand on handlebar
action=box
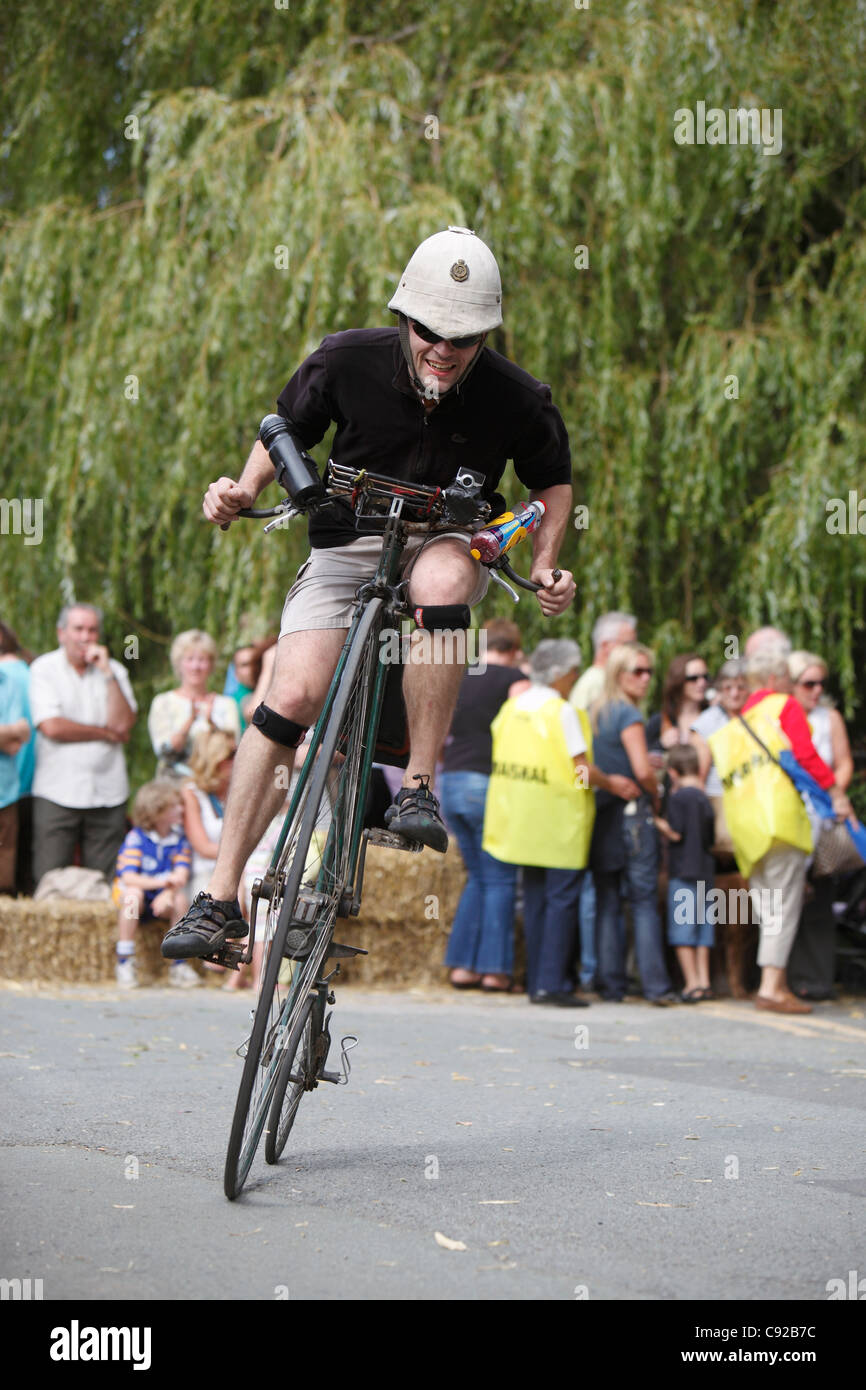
[203,477,255,527]
[531,567,575,617]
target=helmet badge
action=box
[450,259,470,283]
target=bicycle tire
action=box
[263,993,315,1163]
[223,598,384,1199]
[252,605,385,1169]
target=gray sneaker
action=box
[115,958,139,990]
[168,960,202,989]
[383,774,448,853]
[161,892,248,960]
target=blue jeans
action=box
[578,871,598,989]
[523,866,585,995]
[595,803,671,1000]
[439,772,517,975]
[667,877,715,948]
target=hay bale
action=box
[0,844,521,989]
[0,897,205,986]
[331,843,466,988]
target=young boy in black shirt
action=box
[654,744,715,1002]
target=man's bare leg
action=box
[402,648,466,786]
[207,627,347,901]
[401,538,479,785]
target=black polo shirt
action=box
[275,327,571,548]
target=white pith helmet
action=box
[388,226,503,338]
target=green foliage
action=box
[2,0,865,792]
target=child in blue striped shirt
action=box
[114,781,192,990]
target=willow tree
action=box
[2,0,865,787]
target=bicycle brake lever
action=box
[263,505,301,533]
[488,567,520,603]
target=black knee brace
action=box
[251,703,308,748]
[413,603,471,631]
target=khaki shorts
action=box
[279,532,490,636]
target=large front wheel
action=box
[223,599,383,1199]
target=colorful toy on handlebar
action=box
[469,500,546,564]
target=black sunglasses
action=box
[631,667,653,677]
[411,319,483,350]
[684,673,709,682]
[798,678,824,689]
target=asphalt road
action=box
[2,982,865,1302]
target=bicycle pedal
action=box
[326,942,368,960]
[365,828,424,854]
[200,942,244,971]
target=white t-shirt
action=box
[29,649,137,808]
[690,704,729,798]
[514,684,587,758]
[186,784,224,899]
[147,691,241,770]
[569,664,605,712]
[807,704,833,767]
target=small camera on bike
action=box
[453,468,484,494]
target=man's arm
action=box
[0,718,31,754]
[38,717,120,743]
[528,482,575,616]
[104,673,136,740]
[202,440,277,526]
[84,647,136,740]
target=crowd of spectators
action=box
[440,615,862,1014]
[2,604,862,1013]
[0,606,271,989]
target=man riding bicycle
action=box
[162,225,576,963]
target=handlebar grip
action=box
[220,506,286,530]
[499,560,563,593]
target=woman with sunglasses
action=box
[689,658,748,853]
[707,645,853,1013]
[589,643,676,1004]
[654,654,710,749]
[786,650,854,1001]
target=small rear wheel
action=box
[264,994,316,1163]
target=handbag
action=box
[811,819,866,877]
[709,793,736,859]
[736,714,866,877]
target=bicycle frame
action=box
[222,460,558,1194]
[241,493,415,967]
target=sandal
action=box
[680,987,704,1003]
[449,970,482,990]
[480,975,512,993]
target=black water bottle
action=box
[259,414,325,508]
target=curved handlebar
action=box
[220,504,290,530]
[500,559,562,593]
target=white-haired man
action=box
[569,611,637,713]
[744,626,791,657]
[29,605,137,886]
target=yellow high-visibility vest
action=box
[707,693,812,878]
[482,694,595,870]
